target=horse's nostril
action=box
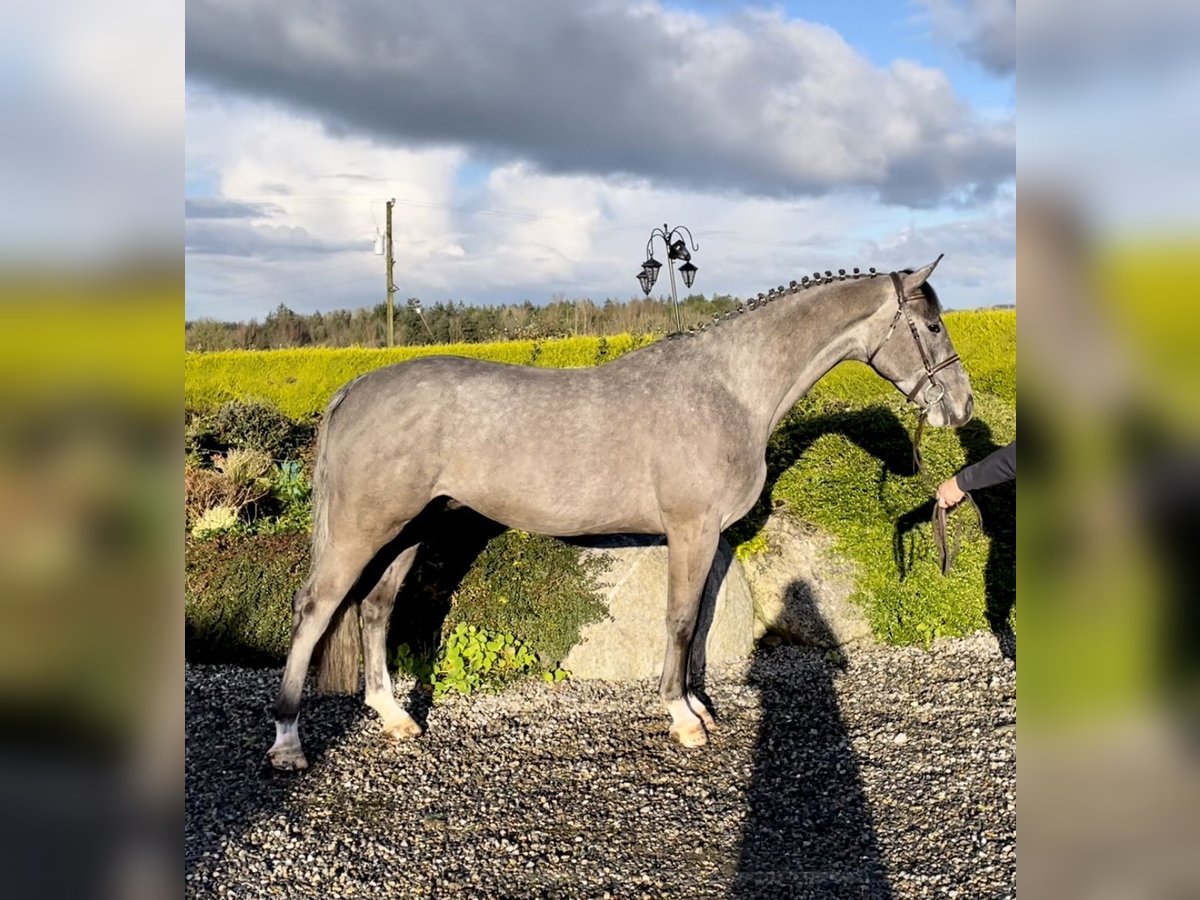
[964,395,974,421]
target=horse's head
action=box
[862,255,974,427]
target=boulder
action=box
[562,535,755,681]
[740,514,871,648]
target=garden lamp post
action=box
[636,223,698,332]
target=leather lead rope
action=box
[932,491,981,576]
[910,409,982,576]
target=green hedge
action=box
[753,392,1016,644]
[183,514,611,672]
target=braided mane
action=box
[677,266,884,335]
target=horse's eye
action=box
[927,322,942,334]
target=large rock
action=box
[562,536,755,681]
[740,514,872,648]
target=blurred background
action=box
[1,0,1198,896]
[0,1,181,898]
[1019,0,1200,894]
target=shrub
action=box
[184,467,229,528]
[191,505,241,539]
[184,533,309,664]
[215,448,274,502]
[257,460,312,534]
[213,399,314,460]
[185,448,276,532]
[445,529,609,666]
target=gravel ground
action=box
[186,635,1015,899]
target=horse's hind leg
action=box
[361,545,423,741]
[268,540,377,770]
[660,517,721,748]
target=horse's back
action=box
[324,356,665,534]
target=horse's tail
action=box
[313,378,363,695]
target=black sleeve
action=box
[957,440,1016,492]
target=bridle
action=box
[866,269,961,410]
[868,265,980,575]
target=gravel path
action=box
[186,636,1015,899]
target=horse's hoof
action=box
[383,715,424,741]
[692,706,718,731]
[267,747,309,771]
[670,723,708,748]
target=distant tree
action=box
[185,291,748,351]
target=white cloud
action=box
[186,0,1012,207]
[185,96,1014,317]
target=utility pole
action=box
[385,198,395,347]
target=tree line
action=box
[185,294,743,350]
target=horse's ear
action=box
[902,253,944,291]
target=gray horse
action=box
[268,257,973,770]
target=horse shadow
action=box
[732,583,892,898]
[892,419,1016,659]
[728,404,917,548]
[386,504,508,725]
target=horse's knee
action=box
[665,611,699,641]
[360,597,390,629]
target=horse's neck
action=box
[710,284,878,440]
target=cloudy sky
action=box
[185,0,1014,320]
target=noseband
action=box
[867,271,960,408]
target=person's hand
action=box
[936,475,966,508]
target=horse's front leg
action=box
[660,517,721,748]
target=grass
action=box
[756,392,1016,644]
[729,309,1016,644]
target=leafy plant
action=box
[734,530,769,561]
[391,624,543,700]
[258,460,312,534]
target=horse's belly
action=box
[448,489,658,537]
[439,463,660,537]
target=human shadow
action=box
[733,583,892,898]
[893,421,1016,659]
[729,405,917,547]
